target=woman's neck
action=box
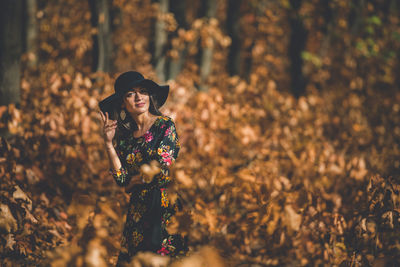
[131,111,155,132]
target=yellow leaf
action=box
[284,205,301,232]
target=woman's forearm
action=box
[105,142,122,171]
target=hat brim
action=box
[98,80,169,117]
[98,93,120,120]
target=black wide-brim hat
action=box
[98,71,169,118]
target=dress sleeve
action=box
[109,165,129,187]
[154,118,180,187]
[109,137,134,187]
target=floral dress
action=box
[109,116,188,264]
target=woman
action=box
[99,71,188,265]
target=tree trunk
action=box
[22,0,38,67]
[242,6,258,82]
[394,0,400,91]
[0,0,23,106]
[199,0,218,91]
[243,40,255,82]
[226,0,242,76]
[288,0,307,98]
[167,0,186,80]
[348,0,365,35]
[319,0,333,59]
[153,0,169,82]
[89,0,112,73]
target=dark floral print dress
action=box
[109,116,188,263]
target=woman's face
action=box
[122,86,150,116]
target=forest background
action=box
[0,0,399,266]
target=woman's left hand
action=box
[125,175,144,193]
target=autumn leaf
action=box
[284,205,301,232]
[0,203,18,233]
[5,234,16,250]
[140,160,161,183]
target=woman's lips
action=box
[135,102,145,107]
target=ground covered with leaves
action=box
[1,73,399,266]
[1,0,400,266]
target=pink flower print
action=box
[157,246,170,256]
[143,132,153,142]
[164,127,171,136]
[160,151,172,166]
[163,158,172,166]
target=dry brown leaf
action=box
[141,160,161,183]
[85,238,108,267]
[5,234,16,250]
[129,251,170,267]
[13,186,32,210]
[0,203,18,233]
[175,170,193,187]
[284,205,301,232]
[170,246,225,267]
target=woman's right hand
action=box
[100,111,117,144]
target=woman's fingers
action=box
[100,111,114,127]
[99,111,105,122]
[100,111,117,128]
[104,124,117,130]
[100,110,117,144]
[105,112,109,124]
[106,121,117,127]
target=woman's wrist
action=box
[104,141,114,149]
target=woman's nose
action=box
[134,93,142,100]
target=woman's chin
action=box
[129,107,149,116]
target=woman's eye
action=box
[126,92,133,97]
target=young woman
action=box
[99,71,188,265]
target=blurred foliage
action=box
[0,0,399,266]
